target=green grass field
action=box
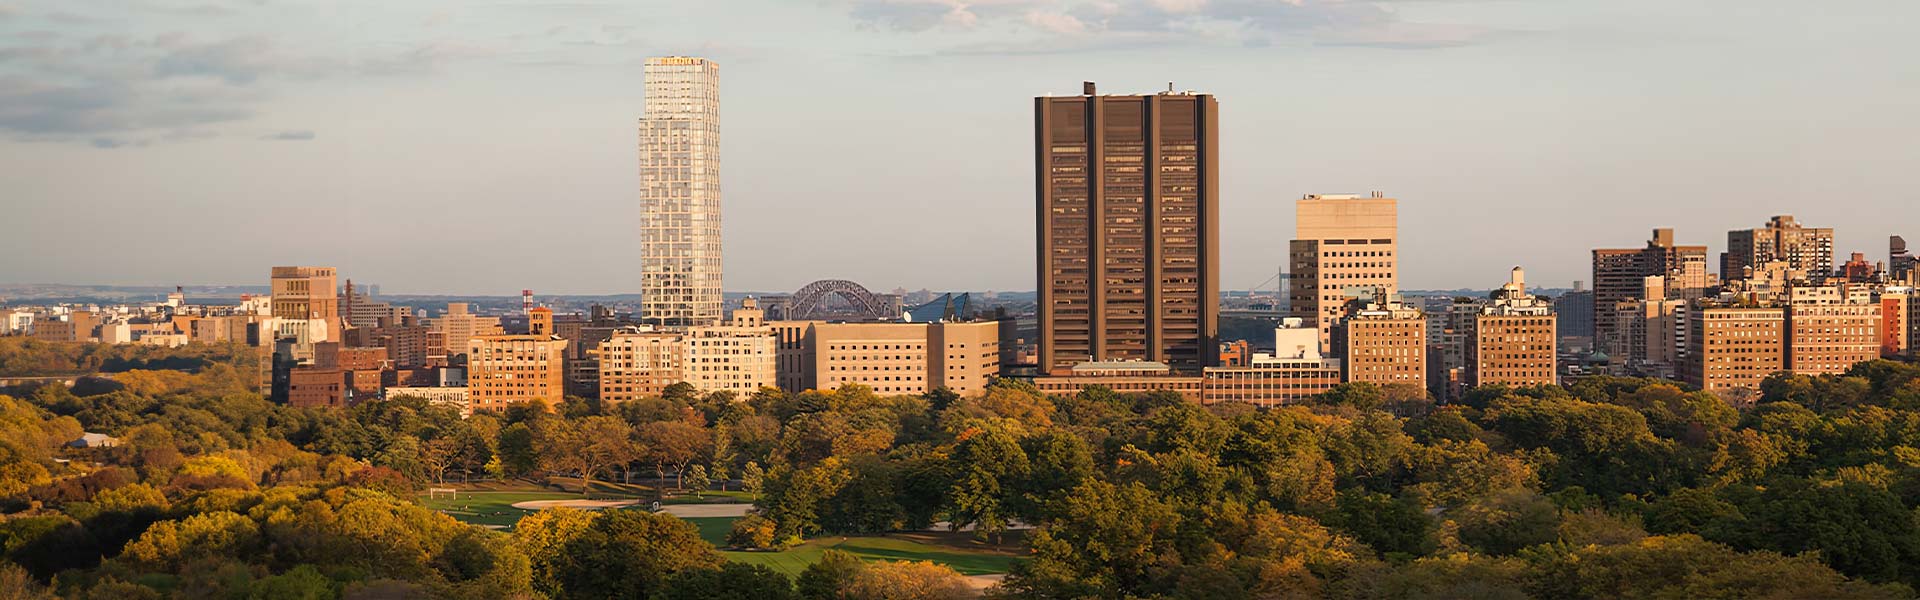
[687,516,1023,577]
[423,485,1017,576]
[722,534,1020,576]
[421,491,595,529]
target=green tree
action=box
[946,425,1030,538]
[741,461,767,495]
[656,563,796,600]
[1447,488,1560,556]
[515,507,595,596]
[551,510,724,600]
[683,464,711,496]
[1535,534,1911,600]
[726,514,778,549]
[796,549,864,600]
[1333,489,1436,557]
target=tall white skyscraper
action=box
[640,56,724,327]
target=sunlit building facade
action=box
[640,56,725,327]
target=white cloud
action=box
[843,0,1504,51]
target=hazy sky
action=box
[2,0,1915,295]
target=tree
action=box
[515,508,595,597]
[639,420,712,489]
[842,561,972,600]
[1707,479,1920,584]
[946,425,1030,538]
[497,422,539,476]
[119,511,261,573]
[656,563,796,600]
[741,461,767,495]
[797,550,864,600]
[683,464,711,497]
[419,436,462,484]
[1000,480,1180,598]
[1447,488,1561,556]
[550,510,723,600]
[1332,489,1435,557]
[1535,534,1911,600]
[727,514,778,549]
[535,416,640,494]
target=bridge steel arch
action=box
[787,279,893,321]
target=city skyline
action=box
[3,0,1917,295]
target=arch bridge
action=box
[784,279,895,321]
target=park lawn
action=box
[685,517,737,546]
[720,531,1024,577]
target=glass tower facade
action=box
[640,56,724,327]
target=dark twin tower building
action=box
[1035,82,1220,373]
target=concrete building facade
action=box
[1290,193,1399,349]
[1684,304,1785,393]
[773,320,1000,396]
[1785,286,1881,375]
[1469,268,1558,388]
[1332,293,1426,388]
[466,307,568,412]
[1035,83,1219,373]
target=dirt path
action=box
[659,503,753,518]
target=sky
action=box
[1,0,1915,296]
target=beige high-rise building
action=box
[1290,193,1398,348]
[1469,268,1558,388]
[1685,303,1785,393]
[430,303,502,359]
[640,56,724,327]
[1786,286,1881,375]
[594,299,777,403]
[467,307,568,412]
[269,266,340,354]
[773,320,999,396]
[1331,293,1426,388]
[1724,215,1833,284]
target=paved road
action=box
[659,503,754,518]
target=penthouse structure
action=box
[1200,320,1343,407]
[1290,192,1399,348]
[1035,82,1218,373]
